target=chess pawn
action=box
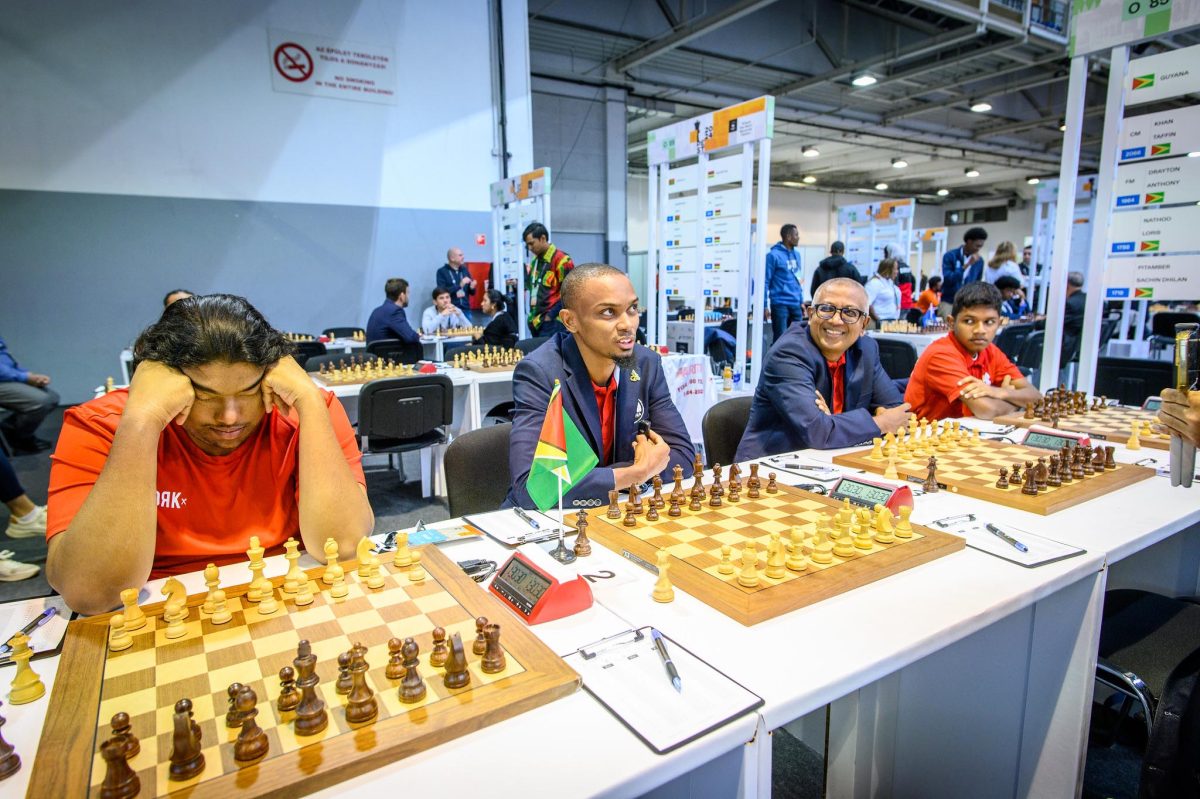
[164,609,187,640]
[996,467,1009,488]
[624,504,638,527]
[226,682,247,727]
[765,533,787,579]
[573,509,592,556]
[717,544,735,575]
[257,584,279,615]
[399,638,427,703]
[868,437,884,460]
[407,550,426,582]
[386,638,406,681]
[652,550,674,603]
[1126,420,1141,450]
[785,527,809,571]
[329,570,349,599]
[883,451,899,480]
[812,521,836,562]
[430,626,449,668]
[668,497,682,517]
[110,711,140,759]
[473,616,488,656]
[120,588,147,631]
[833,522,856,558]
[365,555,386,590]
[294,579,315,606]
[336,651,354,695]
[233,687,269,762]
[481,624,507,674]
[99,737,139,799]
[646,502,660,521]
[766,472,778,493]
[109,614,133,651]
[277,666,301,713]
[737,542,760,587]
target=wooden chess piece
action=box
[895,506,914,539]
[322,537,342,584]
[443,633,471,690]
[1081,448,1095,476]
[785,527,809,571]
[294,578,315,606]
[996,467,1009,488]
[607,489,621,519]
[209,589,232,624]
[345,645,378,724]
[923,457,939,493]
[7,634,44,704]
[765,533,787,577]
[1035,458,1048,490]
[651,476,665,509]
[1010,462,1022,483]
[718,544,735,575]
[277,666,300,712]
[202,562,220,614]
[573,509,592,556]
[652,550,674,602]
[233,687,270,761]
[0,706,20,780]
[737,542,760,587]
[623,504,637,527]
[99,737,138,798]
[766,472,778,493]
[336,651,354,695]
[119,588,146,631]
[668,496,682,517]
[430,627,449,667]
[1104,445,1117,470]
[672,465,685,503]
[108,615,132,652]
[225,681,248,728]
[1021,468,1039,496]
[168,698,204,781]
[630,484,644,515]
[1092,446,1106,471]
[646,502,660,521]
[1126,420,1142,450]
[1047,456,1062,487]
[407,549,426,582]
[293,640,329,736]
[393,531,412,568]
[874,506,896,544]
[399,638,426,703]
[473,616,488,656]
[110,711,139,759]
[481,624,506,674]
[868,437,884,460]
[386,638,405,681]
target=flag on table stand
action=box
[527,380,598,512]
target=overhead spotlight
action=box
[965,168,980,178]
[851,73,877,87]
[874,182,889,191]
[936,188,950,197]
[802,175,817,184]
[1189,151,1200,158]
[970,100,992,113]
[892,158,908,169]
[1059,122,1067,132]
[1027,177,1040,185]
[802,145,820,158]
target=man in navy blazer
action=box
[938,227,987,317]
[735,278,912,461]
[365,278,420,344]
[505,264,695,510]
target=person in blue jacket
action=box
[505,263,696,510]
[938,227,988,317]
[765,224,806,342]
[365,278,421,344]
[734,278,912,460]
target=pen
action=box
[0,607,58,655]
[651,629,682,693]
[512,507,541,530]
[985,523,1029,553]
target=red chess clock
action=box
[489,552,593,625]
[829,474,914,513]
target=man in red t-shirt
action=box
[46,295,373,614]
[905,282,1042,421]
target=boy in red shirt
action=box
[46,295,373,614]
[905,282,1041,421]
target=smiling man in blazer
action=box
[735,278,913,461]
[505,263,695,510]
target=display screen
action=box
[1024,431,1076,450]
[832,478,893,507]
[1142,397,1162,411]
[499,558,551,603]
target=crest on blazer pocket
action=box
[635,399,645,422]
[630,368,640,382]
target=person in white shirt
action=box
[421,287,470,334]
[865,259,901,324]
[982,241,1023,284]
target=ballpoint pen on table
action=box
[985,523,1029,553]
[0,607,58,655]
[651,629,682,693]
[512,507,541,530]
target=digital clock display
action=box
[497,558,551,604]
[1024,431,1076,450]
[1142,397,1162,412]
[832,478,893,507]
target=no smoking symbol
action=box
[274,42,313,83]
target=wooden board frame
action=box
[993,407,1169,451]
[577,484,964,626]
[30,546,578,798]
[833,440,1155,515]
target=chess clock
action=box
[489,552,593,625]
[1141,396,1162,412]
[829,475,914,513]
[1022,425,1090,451]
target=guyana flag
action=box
[1151,143,1172,157]
[526,380,598,511]
[1145,192,1165,204]
[1132,74,1154,90]
[1140,240,1160,252]
[1135,287,1154,299]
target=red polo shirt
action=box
[904,333,1023,420]
[592,376,618,465]
[826,355,846,414]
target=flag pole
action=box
[549,474,576,563]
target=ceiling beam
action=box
[884,70,1070,122]
[611,0,783,73]
[654,0,680,29]
[863,37,1025,90]
[840,0,947,35]
[974,104,1105,138]
[885,51,1066,103]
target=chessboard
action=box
[423,326,483,339]
[877,321,946,334]
[576,463,964,626]
[832,428,1155,515]
[994,390,1168,451]
[30,545,578,798]
[453,346,523,373]
[311,357,420,386]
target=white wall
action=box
[915,198,1036,260]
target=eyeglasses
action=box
[812,303,866,322]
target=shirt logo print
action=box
[157,491,188,509]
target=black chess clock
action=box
[489,552,593,624]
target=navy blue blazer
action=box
[504,333,696,510]
[734,324,904,460]
[940,247,985,303]
[365,301,420,344]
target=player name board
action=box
[1119,105,1200,163]
[1109,204,1200,253]
[1126,46,1200,106]
[647,96,774,166]
[1114,157,1200,208]
[1105,254,1200,302]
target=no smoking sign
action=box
[273,42,313,83]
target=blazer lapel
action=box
[614,363,642,463]
[844,345,862,410]
[560,336,603,455]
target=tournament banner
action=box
[1113,157,1200,208]
[1118,105,1200,163]
[1109,204,1200,253]
[1104,254,1200,301]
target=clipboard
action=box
[563,627,763,754]
[463,508,576,546]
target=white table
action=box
[868,329,944,356]
[119,338,367,383]
[420,334,474,362]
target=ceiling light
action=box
[802,175,817,184]
[936,189,950,197]
[851,74,877,87]
[1059,122,1067,132]
[874,182,889,191]
[965,168,980,178]
[1026,177,1040,185]
[802,145,820,158]
[970,100,992,113]
[892,158,908,169]
[1189,151,1200,158]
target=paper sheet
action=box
[0,595,73,666]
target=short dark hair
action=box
[385,278,408,301]
[162,289,193,308]
[484,288,506,311]
[561,263,626,312]
[952,281,1003,317]
[133,294,293,371]
[830,241,845,254]
[780,224,797,239]
[994,275,1022,291]
[522,222,548,242]
[432,286,451,301]
[928,275,943,290]
[964,227,988,243]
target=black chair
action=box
[874,338,919,381]
[322,326,365,340]
[358,376,454,491]
[701,397,752,467]
[1014,330,1045,379]
[1150,311,1200,356]
[291,341,327,369]
[515,336,551,355]
[1095,357,1173,406]
[444,424,513,517]
[367,338,424,365]
[444,343,486,362]
[305,352,378,373]
[994,323,1034,361]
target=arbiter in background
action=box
[505,263,695,510]
[46,295,373,614]
[436,247,477,315]
[905,282,1041,421]
[735,278,912,460]
[765,224,806,342]
[523,222,574,337]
